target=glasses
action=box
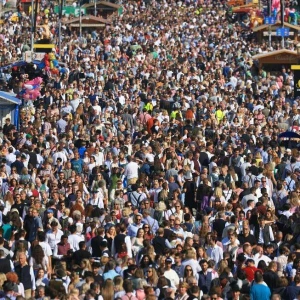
[262,181,266,183]
[136,218,141,221]
[144,226,149,228]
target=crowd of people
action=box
[0,0,299,299]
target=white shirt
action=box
[46,229,64,250]
[124,161,139,179]
[68,234,84,251]
[206,245,223,264]
[164,269,180,287]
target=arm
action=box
[30,266,36,291]
[125,236,132,258]
[53,245,63,259]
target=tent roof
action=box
[0,91,21,105]
[63,15,112,25]
[252,49,297,60]
[82,1,122,9]
[253,21,300,32]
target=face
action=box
[19,254,26,265]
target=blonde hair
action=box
[214,187,223,198]
[0,273,6,289]
[101,279,114,300]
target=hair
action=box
[123,279,134,293]
[147,267,158,286]
[31,245,45,265]
[254,270,264,283]
[101,279,114,300]
[113,276,124,292]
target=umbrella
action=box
[278,131,300,139]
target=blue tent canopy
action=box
[0,91,21,105]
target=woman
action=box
[35,268,49,286]
[29,244,49,276]
[197,247,208,262]
[80,258,92,277]
[146,267,158,287]
[182,265,194,282]
[104,225,116,252]
[131,228,144,256]
[143,224,154,242]
[140,254,154,271]
[98,279,114,300]
[181,249,201,278]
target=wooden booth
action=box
[252,49,299,71]
[253,21,300,43]
[82,1,123,18]
[63,15,112,31]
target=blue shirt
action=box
[71,158,84,174]
[103,269,119,281]
[250,283,271,300]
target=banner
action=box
[294,70,300,98]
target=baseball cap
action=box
[165,258,172,263]
[47,209,54,213]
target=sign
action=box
[23,51,46,62]
[294,70,300,97]
[276,27,290,37]
[264,17,275,24]
[54,6,86,17]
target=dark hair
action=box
[254,270,263,283]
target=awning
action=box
[0,91,21,105]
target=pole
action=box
[79,4,82,38]
[31,0,34,52]
[268,0,272,48]
[281,0,284,48]
[58,0,63,57]
[94,0,96,16]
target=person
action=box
[283,274,300,300]
[72,241,91,265]
[164,257,180,288]
[14,252,36,298]
[250,270,271,300]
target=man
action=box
[0,249,13,273]
[127,214,144,238]
[206,234,223,264]
[23,208,43,242]
[198,259,218,295]
[164,257,180,288]
[46,221,64,252]
[53,235,72,260]
[103,260,119,281]
[112,223,132,258]
[44,208,61,230]
[263,261,279,293]
[250,270,271,300]
[253,216,274,246]
[241,187,258,209]
[124,156,139,185]
[212,212,226,241]
[14,253,36,298]
[284,274,300,300]
[142,209,159,234]
[238,223,257,245]
[72,241,92,265]
[152,228,171,255]
[91,227,104,257]
[68,224,84,252]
